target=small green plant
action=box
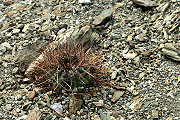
[27,41,107,93]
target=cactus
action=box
[27,41,107,93]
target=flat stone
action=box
[92,9,113,25]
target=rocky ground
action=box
[0,0,179,120]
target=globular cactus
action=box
[27,41,107,93]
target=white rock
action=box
[123,52,137,59]
[78,0,91,4]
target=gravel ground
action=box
[0,0,179,120]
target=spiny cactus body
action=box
[27,41,107,92]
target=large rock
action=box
[92,9,113,26]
